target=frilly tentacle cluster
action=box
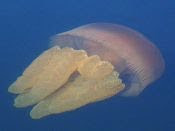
[8,46,124,119]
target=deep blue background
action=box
[0,0,175,131]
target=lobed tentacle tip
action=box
[30,109,42,119]
[14,97,25,108]
[30,102,51,119]
[8,84,19,94]
[8,85,15,93]
[30,111,41,119]
[14,94,36,108]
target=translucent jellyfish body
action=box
[8,23,165,119]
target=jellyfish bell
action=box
[8,23,165,119]
[51,23,165,96]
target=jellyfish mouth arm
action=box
[8,46,124,119]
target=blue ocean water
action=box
[0,0,175,130]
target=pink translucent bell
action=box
[51,23,165,96]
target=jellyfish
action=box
[8,23,165,119]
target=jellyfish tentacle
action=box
[9,47,124,118]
